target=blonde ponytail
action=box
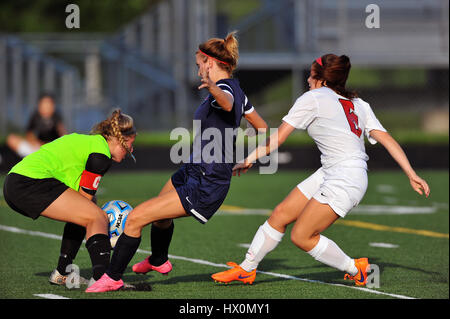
[198,31,240,74]
[223,31,239,66]
[91,108,136,157]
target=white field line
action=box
[218,204,438,216]
[34,293,70,299]
[0,224,416,299]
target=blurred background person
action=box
[6,92,67,158]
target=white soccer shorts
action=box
[297,166,368,218]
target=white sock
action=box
[240,221,284,272]
[307,234,358,276]
[17,141,37,157]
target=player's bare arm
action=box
[79,187,95,201]
[369,129,430,197]
[233,121,295,176]
[245,110,268,133]
[198,68,233,112]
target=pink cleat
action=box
[132,257,172,275]
[85,273,123,293]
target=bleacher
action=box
[0,0,448,133]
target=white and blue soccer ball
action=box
[102,200,133,248]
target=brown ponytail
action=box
[91,109,136,154]
[312,54,358,100]
[198,31,239,74]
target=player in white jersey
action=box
[212,54,430,286]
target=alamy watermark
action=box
[366,263,381,288]
[65,4,80,29]
[64,264,81,289]
[365,4,380,29]
[169,120,279,174]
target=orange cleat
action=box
[211,262,256,284]
[344,258,370,286]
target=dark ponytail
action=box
[312,54,358,100]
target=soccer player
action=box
[211,54,430,286]
[86,31,268,292]
[3,109,136,284]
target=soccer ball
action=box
[101,200,133,248]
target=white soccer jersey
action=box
[282,87,386,169]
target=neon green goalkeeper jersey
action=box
[9,133,111,191]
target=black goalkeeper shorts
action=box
[3,173,69,220]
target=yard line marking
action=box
[219,204,271,215]
[335,220,449,239]
[0,224,63,240]
[219,204,438,215]
[376,184,396,194]
[34,294,70,299]
[218,205,448,239]
[153,249,415,300]
[351,205,437,215]
[369,242,399,248]
[249,270,415,300]
[0,224,416,299]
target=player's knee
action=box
[82,208,108,233]
[290,227,310,251]
[90,208,109,227]
[269,204,289,229]
[291,227,320,252]
[124,209,145,233]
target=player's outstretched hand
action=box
[198,67,214,90]
[409,174,430,197]
[232,162,253,176]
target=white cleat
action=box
[49,269,67,286]
[49,269,90,286]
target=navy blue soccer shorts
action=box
[171,163,230,224]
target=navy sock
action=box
[85,233,111,280]
[107,233,141,281]
[149,222,174,266]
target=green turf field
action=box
[0,170,448,300]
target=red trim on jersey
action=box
[199,49,230,65]
[80,170,102,190]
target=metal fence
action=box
[0,0,448,134]
[234,0,449,67]
[0,35,80,135]
[6,0,216,132]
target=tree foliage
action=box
[0,0,159,32]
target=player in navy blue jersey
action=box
[87,31,268,292]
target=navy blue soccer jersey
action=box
[191,78,254,179]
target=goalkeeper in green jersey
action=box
[3,109,136,285]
